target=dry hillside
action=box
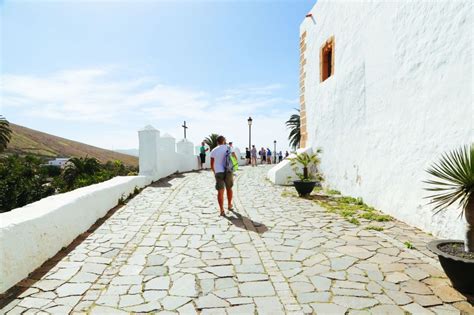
[6,124,138,167]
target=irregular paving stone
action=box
[384,289,413,305]
[332,296,378,309]
[56,283,91,297]
[385,272,410,283]
[409,294,443,307]
[311,302,348,314]
[195,294,229,309]
[370,304,405,314]
[430,285,466,303]
[169,274,198,297]
[145,276,170,290]
[239,281,275,297]
[161,296,192,310]
[296,292,331,303]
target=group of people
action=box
[244,146,289,166]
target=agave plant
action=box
[425,144,474,252]
[289,150,322,181]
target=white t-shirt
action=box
[210,144,229,173]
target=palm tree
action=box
[63,156,101,189]
[204,133,219,151]
[0,116,12,153]
[425,144,474,252]
[286,110,300,150]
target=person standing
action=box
[245,147,251,165]
[251,145,257,167]
[285,151,289,158]
[278,151,283,163]
[199,142,209,170]
[266,148,272,164]
[210,136,234,216]
[261,147,266,164]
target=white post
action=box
[177,139,194,155]
[138,125,160,179]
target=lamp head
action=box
[247,117,253,126]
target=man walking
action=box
[210,136,234,216]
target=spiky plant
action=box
[289,149,322,182]
[425,144,474,252]
[204,134,219,151]
[286,110,300,150]
[0,116,12,153]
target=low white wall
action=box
[0,175,152,293]
[140,127,200,180]
[268,147,312,185]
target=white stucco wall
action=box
[140,128,200,180]
[301,1,472,239]
[0,175,152,293]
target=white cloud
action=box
[1,68,297,151]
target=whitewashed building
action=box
[299,1,472,239]
[47,157,70,168]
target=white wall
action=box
[301,0,472,239]
[0,176,152,293]
[0,126,200,294]
[139,128,200,179]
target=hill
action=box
[6,124,138,167]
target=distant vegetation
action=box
[0,116,12,152]
[6,123,138,167]
[0,118,138,212]
[0,155,138,213]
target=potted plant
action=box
[425,144,473,298]
[290,151,323,197]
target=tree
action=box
[63,156,101,189]
[204,133,220,151]
[0,116,12,153]
[0,155,54,212]
[286,110,301,150]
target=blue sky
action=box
[1,0,314,152]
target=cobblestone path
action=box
[1,166,473,314]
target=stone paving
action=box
[1,166,473,314]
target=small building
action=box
[47,158,70,168]
[299,1,471,239]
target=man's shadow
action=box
[224,210,268,234]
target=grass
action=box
[365,225,384,231]
[283,186,394,227]
[404,241,415,249]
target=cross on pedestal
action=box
[182,121,188,139]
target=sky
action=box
[0,0,314,153]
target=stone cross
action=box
[182,121,188,139]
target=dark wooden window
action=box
[320,37,335,82]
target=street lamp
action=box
[248,117,253,151]
[273,140,277,163]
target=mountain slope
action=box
[6,124,138,167]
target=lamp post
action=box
[273,140,277,163]
[248,117,253,151]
